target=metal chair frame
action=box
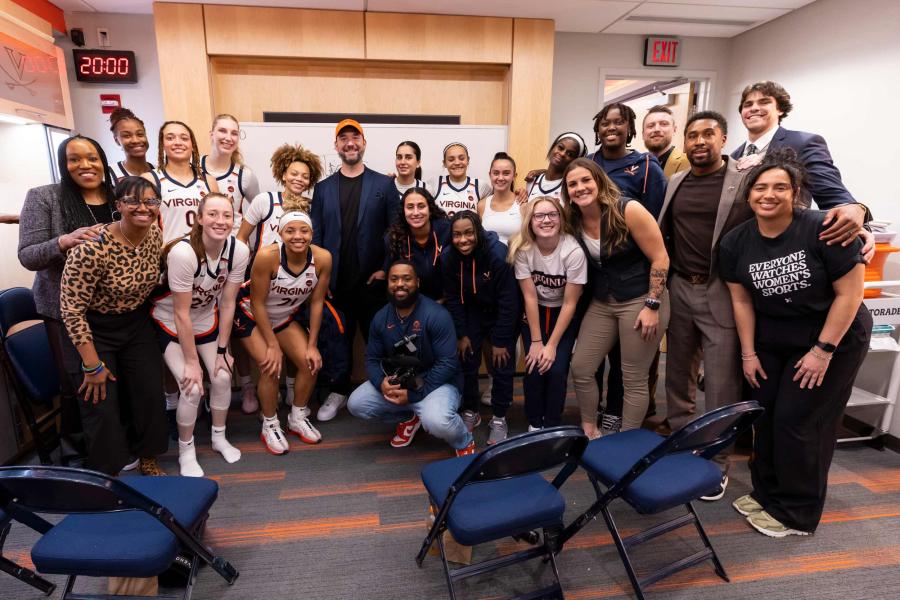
[558,401,764,600]
[416,426,588,600]
[0,465,239,600]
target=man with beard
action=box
[347,261,475,456]
[657,111,748,501]
[311,118,400,421]
[642,105,690,178]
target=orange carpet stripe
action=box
[207,470,286,485]
[555,544,900,599]
[828,468,900,493]
[280,478,423,500]
[196,433,388,456]
[206,514,381,546]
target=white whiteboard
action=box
[238,122,508,193]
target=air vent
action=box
[625,15,758,27]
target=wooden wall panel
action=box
[365,12,512,64]
[204,5,364,59]
[210,57,508,125]
[507,19,555,180]
[153,3,213,153]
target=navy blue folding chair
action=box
[0,287,62,465]
[558,401,763,600]
[1,506,56,595]
[0,466,238,600]
[417,426,589,600]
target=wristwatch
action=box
[644,298,661,311]
[815,340,836,353]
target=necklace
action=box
[118,222,147,252]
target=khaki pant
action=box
[571,295,669,431]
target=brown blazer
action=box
[658,156,751,328]
[663,147,690,179]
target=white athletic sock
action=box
[211,426,241,463]
[285,377,295,405]
[291,404,309,421]
[165,391,179,411]
[178,437,204,477]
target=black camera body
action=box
[382,334,424,391]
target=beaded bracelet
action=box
[809,348,832,361]
[741,352,757,361]
[81,361,105,375]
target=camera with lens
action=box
[382,334,424,391]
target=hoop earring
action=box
[111,210,122,221]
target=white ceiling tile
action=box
[367,1,639,32]
[648,0,814,8]
[627,2,790,22]
[603,20,753,38]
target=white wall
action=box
[723,0,900,437]
[549,32,732,162]
[0,122,54,290]
[57,12,164,169]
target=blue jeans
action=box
[347,382,472,450]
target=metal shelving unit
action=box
[839,280,900,444]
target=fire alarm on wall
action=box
[100,94,121,114]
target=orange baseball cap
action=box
[335,118,364,138]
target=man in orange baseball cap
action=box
[309,117,400,422]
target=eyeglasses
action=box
[119,196,162,208]
[532,211,560,222]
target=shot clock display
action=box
[72,49,138,83]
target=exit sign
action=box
[644,36,681,67]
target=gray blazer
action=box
[18,184,73,320]
[658,156,750,328]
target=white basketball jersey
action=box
[434,176,480,217]
[528,173,564,203]
[239,246,317,329]
[201,155,247,235]
[152,236,242,336]
[396,178,427,197]
[152,169,211,244]
[243,191,284,255]
[108,160,153,186]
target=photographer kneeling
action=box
[347,260,476,456]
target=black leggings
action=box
[749,308,871,532]
[78,306,167,474]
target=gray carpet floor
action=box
[3,377,900,600]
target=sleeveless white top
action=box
[201,155,252,235]
[243,191,286,256]
[151,169,211,244]
[151,235,249,336]
[434,176,481,217]
[239,245,317,329]
[481,195,522,246]
[528,173,565,203]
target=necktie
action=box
[746,143,759,156]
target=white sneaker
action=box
[317,392,347,421]
[288,407,322,444]
[528,425,541,432]
[260,419,290,455]
[121,457,140,471]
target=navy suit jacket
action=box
[731,126,855,210]
[311,166,400,293]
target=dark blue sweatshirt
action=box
[589,149,667,218]
[382,218,450,301]
[365,295,462,403]
[440,230,521,348]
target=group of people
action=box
[16,80,873,540]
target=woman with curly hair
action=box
[239,143,322,256]
[371,187,449,301]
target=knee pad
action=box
[208,371,233,412]
[176,389,202,428]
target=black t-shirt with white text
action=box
[719,209,863,318]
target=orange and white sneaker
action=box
[391,415,421,448]
[260,418,290,455]
[287,406,322,444]
[455,440,477,457]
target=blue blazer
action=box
[310,167,400,293]
[731,126,855,210]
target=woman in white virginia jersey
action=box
[233,211,332,455]
[201,114,260,236]
[239,143,322,257]
[526,132,588,203]
[142,121,218,244]
[430,143,492,217]
[151,193,249,476]
[107,107,153,185]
